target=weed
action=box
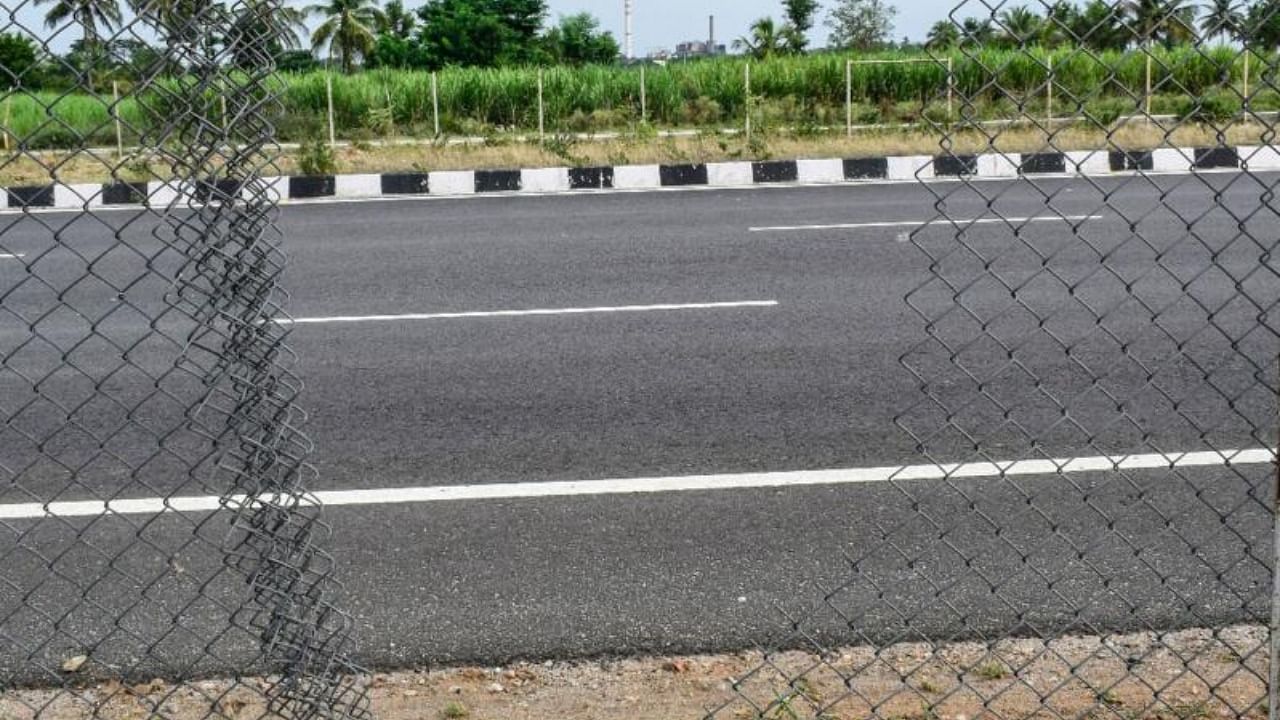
[918,678,942,694]
[440,701,468,719]
[297,138,336,176]
[974,661,1011,681]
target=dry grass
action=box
[0,121,1270,187]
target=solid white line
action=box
[0,253,23,259]
[0,448,1272,520]
[749,215,1104,232]
[279,301,780,325]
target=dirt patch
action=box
[1,625,1267,720]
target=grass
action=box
[1,44,1271,150]
[0,118,1265,187]
[974,661,1012,681]
[440,701,468,719]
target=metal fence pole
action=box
[112,80,123,157]
[640,64,647,124]
[745,62,752,142]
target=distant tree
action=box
[278,48,321,72]
[0,33,37,87]
[999,6,1043,46]
[960,17,996,46]
[783,0,821,33]
[308,0,386,72]
[34,0,121,87]
[826,0,896,50]
[379,0,417,38]
[1069,0,1129,50]
[735,16,786,58]
[1040,1,1079,46]
[925,20,959,48]
[781,0,820,51]
[416,0,549,68]
[543,12,619,65]
[1126,0,1198,46]
[229,0,306,70]
[1199,0,1243,41]
[1245,0,1280,47]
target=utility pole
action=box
[624,0,635,61]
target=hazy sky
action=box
[547,1,977,53]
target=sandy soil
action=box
[1,625,1267,720]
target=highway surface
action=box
[0,174,1277,680]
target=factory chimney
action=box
[709,15,715,54]
[624,0,635,60]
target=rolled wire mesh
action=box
[0,0,371,717]
[709,2,1279,719]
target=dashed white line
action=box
[749,215,1104,232]
[0,448,1271,520]
[279,301,780,326]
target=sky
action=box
[546,1,977,54]
[11,0,979,54]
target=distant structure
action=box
[672,15,725,59]
[624,0,635,61]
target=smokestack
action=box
[709,15,715,53]
[624,0,634,60]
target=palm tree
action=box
[960,17,996,46]
[35,0,121,87]
[1199,0,1242,42]
[1040,1,1077,46]
[925,20,960,49]
[999,6,1043,46]
[229,0,306,69]
[734,17,785,59]
[378,0,415,40]
[308,0,386,73]
[1126,0,1197,46]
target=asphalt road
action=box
[0,174,1277,681]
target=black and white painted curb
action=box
[7,145,1279,209]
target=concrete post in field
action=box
[432,72,440,136]
[1046,55,1053,125]
[537,68,545,141]
[1243,52,1251,113]
[947,56,954,119]
[326,73,336,146]
[744,62,752,141]
[640,65,647,124]
[1145,52,1153,118]
[113,81,124,157]
[846,58,853,137]
[2,97,9,152]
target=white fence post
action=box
[432,71,440,136]
[846,58,853,137]
[326,73,336,146]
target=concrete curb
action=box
[7,145,1280,210]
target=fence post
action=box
[537,68,545,141]
[947,56,954,119]
[1145,52,1153,118]
[1046,55,1053,125]
[326,73,336,147]
[112,80,123,158]
[432,71,440,137]
[2,96,9,152]
[640,65,647,124]
[846,58,853,137]
[1244,51,1251,114]
[745,62,752,142]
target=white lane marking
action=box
[750,215,1104,232]
[1,448,1272,520]
[0,253,23,259]
[279,301,780,326]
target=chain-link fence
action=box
[2,0,1280,719]
[0,0,371,717]
[708,2,1280,720]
